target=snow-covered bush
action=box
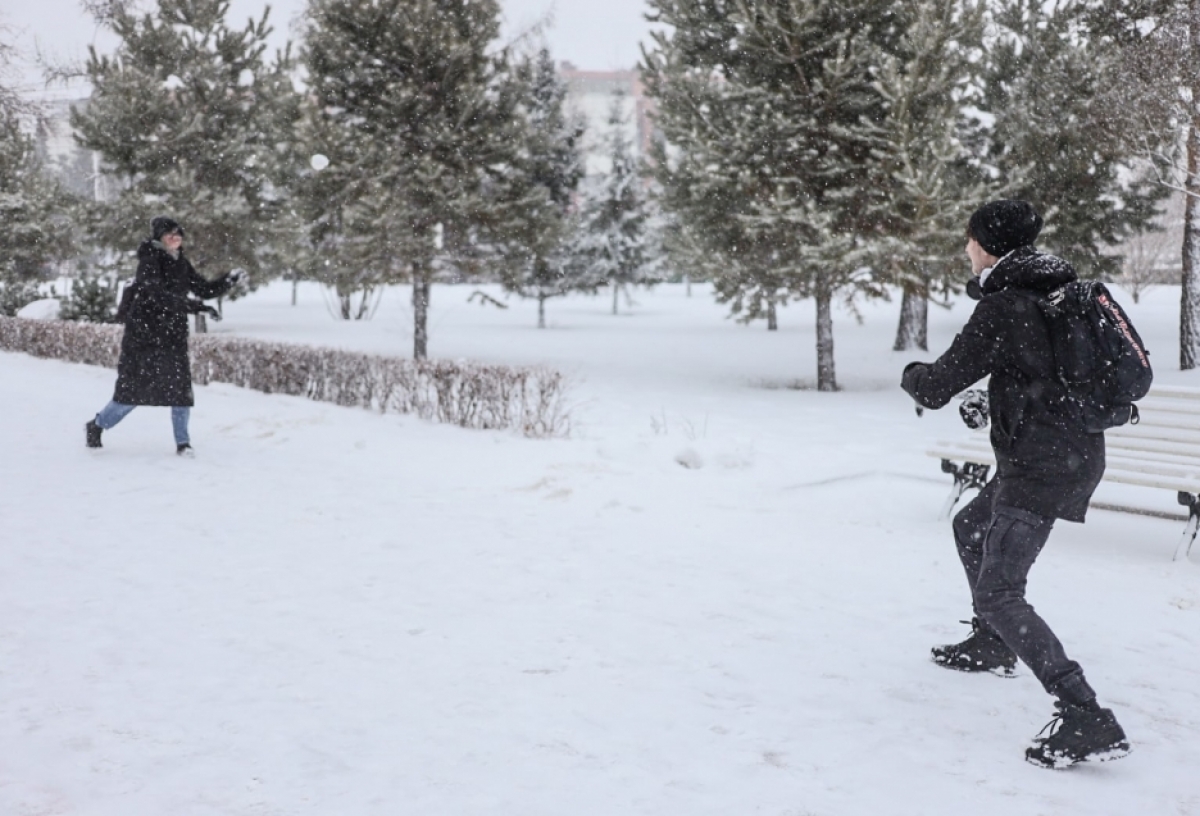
[0,317,570,437]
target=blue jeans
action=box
[95,401,191,446]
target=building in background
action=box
[34,98,116,202]
[559,63,654,177]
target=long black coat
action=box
[113,240,234,407]
[902,247,1105,522]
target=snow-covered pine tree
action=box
[1076,0,1200,369]
[870,0,986,351]
[0,36,74,315]
[496,49,593,328]
[645,0,899,390]
[71,0,299,293]
[301,0,530,358]
[978,1,1168,275]
[576,91,662,316]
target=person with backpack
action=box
[901,199,1140,769]
[85,216,242,456]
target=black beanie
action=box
[150,216,184,241]
[967,200,1042,257]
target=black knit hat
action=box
[150,216,184,241]
[967,200,1042,257]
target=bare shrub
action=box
[0,316,570,437]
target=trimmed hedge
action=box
[0,316,570,437]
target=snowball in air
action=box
[310,154,330,171]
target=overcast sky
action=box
[3,0,658,98]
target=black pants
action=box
[952,479,1096,705]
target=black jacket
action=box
[113,240,234,407]
[902,247,1104,522]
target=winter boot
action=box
[86,419,103,448]
[176,443,195,458]
[931,618,1017,677]
[1025,700,1130,769]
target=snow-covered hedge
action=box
[0,316,570,437]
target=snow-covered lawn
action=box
[2,282,1198,815]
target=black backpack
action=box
[1025,281,1153,433]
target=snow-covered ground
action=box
[2,281,1198,816]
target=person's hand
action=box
[201,304,223,322]
[227,268,247,287]
[959,389,989,430]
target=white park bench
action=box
[928,385,1200,561]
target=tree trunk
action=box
[1183,107,1200,369]
[194,313,207,333]
[815,286,837,392]
[685,274,692,297]
[338,291,351,320]
[893,282,929,351]
[538,294,547,329]
[292,275,298,307]
[767,297,778,331]
[612,282,620,315]
[413,261,430,360]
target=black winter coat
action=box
[113,241,234,407]
[901,247,1105,522]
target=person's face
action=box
[965,235,993,276]
[162,230,183,251]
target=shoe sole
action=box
[1025,742,1131,770]
[931,656,1018,678]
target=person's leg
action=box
[951,478,999,616]
[171,406,191,447]
[933,479,1017,674]
[95,401,136,430]
[973,505,1094,704]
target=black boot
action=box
[931,618,1017,677]
[176,443,195,458]
[1025,700,1130,769]
[86,420,103,448]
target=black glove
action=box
[901,362,928,417]
[901,362,926,398]
[227,268,247,287]
[188,299,223,321]
[959,389,989,430]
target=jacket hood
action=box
[980,246,1076,296]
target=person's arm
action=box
[186,260,238,300]
[901,298,1005,410]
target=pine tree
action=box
[576,91,662,316]
[71,0,299,289]
[300,0,531,358]
[871,0,987,351]
[0,38,75,315]
[978,1,1168,275]
[645,0,901,390]
[1077,0,1200,369]
[495,49,593,328]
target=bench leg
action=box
[939,460,991,521]
[1175,492,1200,562]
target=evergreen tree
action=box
[871,0,987,351]
[978,1,1168,275]
[644,0,901,390]
[0,38,74,315]
[71,0,299,290]
[1077,0,1200,369]
[576,92,662,316]
[496,49,593,328]
[300,0,532,358]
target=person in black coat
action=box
[85,217,243,456]
[901,200,1130,769]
